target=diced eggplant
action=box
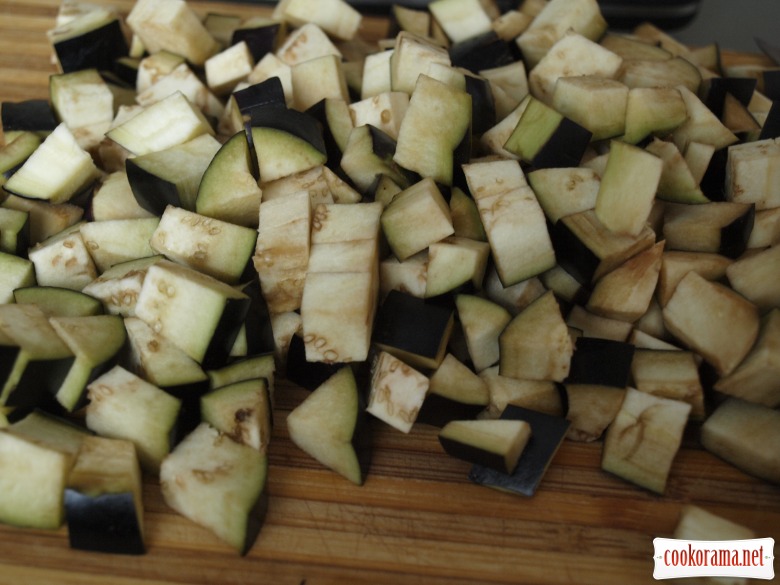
[725,244,780,311]
[565,336,635,388]
[65,436,144,555]
[503,96,592,169]
[449,30,517,73]
[0,100,58,143]
[160,423,269,555]
[439,418,532,474]
[340,124,415,193]
[551,209,656,286]
[86,366,181,474]
[602,388,691,494]
[126,0,220,67]
[287,366,371,484]
[367,351,429,434]
[585,241,664,322]
[595,140,663,237]
[13,287,103,318]
[417,353,489,427]
[381,178,454,261]
[393,74,471,187]
[232,17,284,62]
[126,134,221,215]
[714,309,780,408]
[373,290,454,371]
[80,218,159,273]
[0,411,88,529]
[49,8,128,74]
[662,201,755,260]
[462,159,556,286]
[455,293,511,373]
[662,271,759,377]
[3,124,99,205]
[479,366,564,419]
[0,253,35,305]
[201,378,272,453]
[630,349,705,419]
[499,290,572,382]
[468,404,571,497]
[49,315,126,412]
[134,260,251,368]
[563,384,625,442]
[700,398,780,485]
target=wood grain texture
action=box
[0,1,778,584]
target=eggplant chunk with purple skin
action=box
[286,366,371,485]
[160,423,269,555]
[65,436,145,555]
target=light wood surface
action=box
[0,1,778,584]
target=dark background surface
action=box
[671,0,780,53]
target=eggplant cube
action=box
[86,366,182,474]
[373,290,454,371]
[367,351,429,433]
[468,404,571,497]
[134,260,251,367]
[417,353,489,427]
[50,11,128,75]
[0,253,35,304]
[160,423,269,555]
[566,336,635,388]
[529,33,623,106]
[502,96,592,169]
[463,159,557,286]
[594,140,663,237]
[253,190,311,314]
[726,139,780,210]
[714,309,780,408]
[602,388,691,494]
[499,290,572,382]
[439,418,532,474]
[150,206,257,285]
[662,271,759,376]
[456,294,512,373]
[28,225,97,292]
[381,177,454,261]
[65,436,144,555]
[0,411,88,530]
[201,378,272,453]
[4,124,98,205]
[700,398,780,485]
[286,366,370,485]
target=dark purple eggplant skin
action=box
[64,490,145,555]
[564,336,635,389]
[701,77,757,117]
[464,75,496,137]
[232,21,283,62]
[285,334,342,391]
[160,379,210,445]
[1,100,58,135]
[125,159,182,216]
[372,290,454,368]
[759,101,780,140]
[530,117,592,170]
[239,275,276,359]
[719,203,755,260]
[448,31,517,74]
[439,433,509,473]
[699,147,728,202]
[467,404,571,497]
[417,393,485,428]
[763,70,780,101]
[234,77,287,117]
[54,19,129,74]
[202,296,252,371]
[550,219,601,287]
[247,107,326,156]
[5,357,74,423]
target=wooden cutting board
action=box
[0,2,778,584]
